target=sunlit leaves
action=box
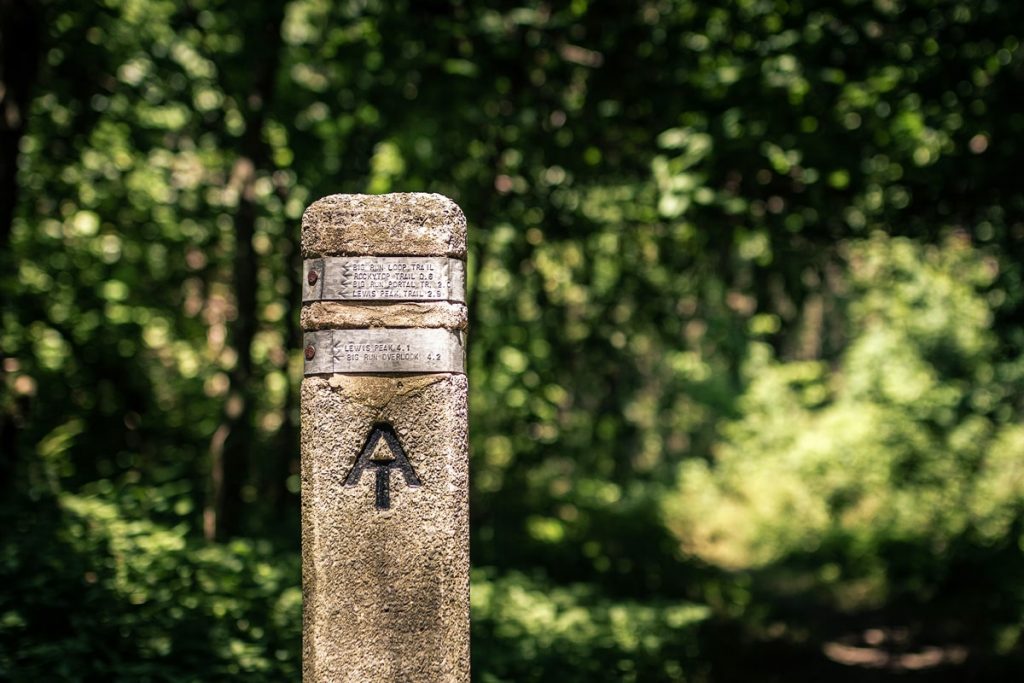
[665,236,1022,578]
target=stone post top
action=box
[302,193,467,259]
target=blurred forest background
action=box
[2,0,1023,680]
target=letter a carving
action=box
[344,424,421,509]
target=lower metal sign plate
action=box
[303,328,465,375]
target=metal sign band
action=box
[303,328,466,375]
[303,256,465,303]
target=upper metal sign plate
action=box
[303,256,465,303]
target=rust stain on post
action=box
[300,193,469,682]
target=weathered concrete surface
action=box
[302,193,467,258]
[300,193,469,683]
[301,301,468,331]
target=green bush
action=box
[0,494,302,682]
[471,569,708,683]
[664,235,1024,613]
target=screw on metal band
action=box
[301,256,466,304]
[305,344,316,360]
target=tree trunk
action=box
[271,232,301,522]
[0,0,44,493]
[209,1,287,540]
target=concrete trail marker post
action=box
[300,193,469,682]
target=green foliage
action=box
[665,234,1024,600]
[472,570,708,683]
[0,494,302,681]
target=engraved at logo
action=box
[344,424,421,510]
